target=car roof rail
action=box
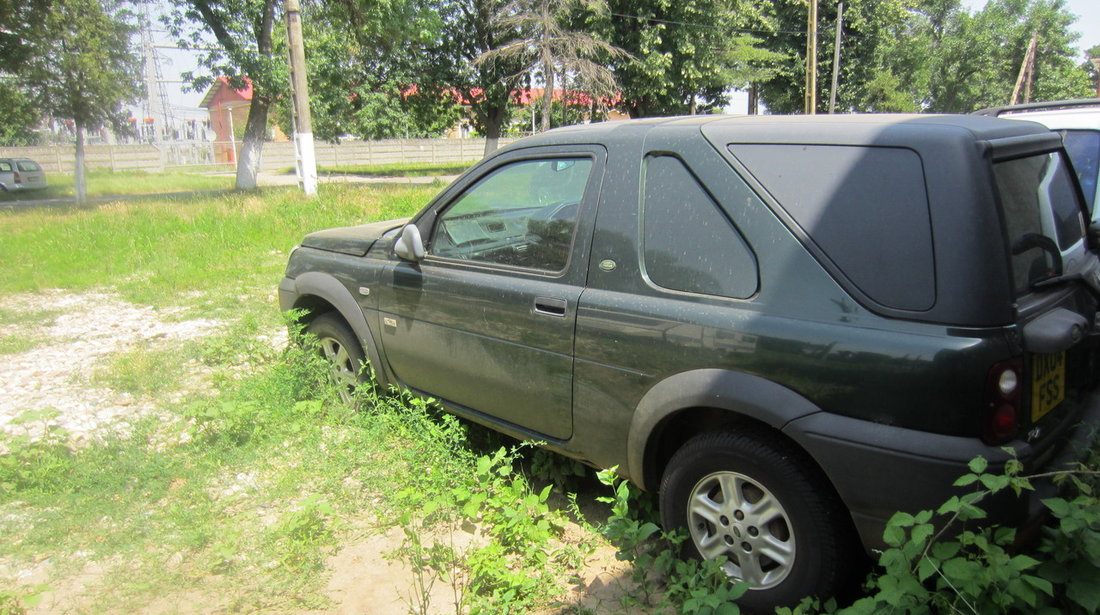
[974,98,1100,117]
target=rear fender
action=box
[627,369,823,490]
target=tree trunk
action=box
[74,120,87,205]
[483,105,504,156]
[235,97,270,189]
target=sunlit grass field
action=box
[0,182,439,312]
[0,170,236,201]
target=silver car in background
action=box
[0,158,48,191]
[976,99,1100,217]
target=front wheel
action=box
[659,430,854,613]
[306,313,366,403]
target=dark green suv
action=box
[280,115,1100,611]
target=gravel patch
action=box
[0,290,223,443]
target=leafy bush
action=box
[0,410,74,495]
[393,446,581,615]
[597,468,747,614]
[779,453,1100,615]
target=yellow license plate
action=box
[1031,352,1065,422]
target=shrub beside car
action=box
[279,114,1100,612]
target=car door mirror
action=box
[394,224,425,262]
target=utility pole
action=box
[828,2,843,114]
[285,0,317,195]
[1011,33,1038,106]
[804,0,818,114]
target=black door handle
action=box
[534,296,567,317]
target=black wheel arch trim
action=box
[626,368,824,491]
[283,272,388,387]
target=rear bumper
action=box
[784,392,1100,552]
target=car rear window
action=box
[16,161,40,172]
[728,144,935,311]
[993,152,1085,296]
[1061,130,1099,212]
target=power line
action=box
[606,10,823,37]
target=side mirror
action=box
[394,224,425,262]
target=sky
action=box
[150,1,1100,116]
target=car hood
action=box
[300,218,410,257]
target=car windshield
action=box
[993,151,1086,297]
[1061,130,1099,213]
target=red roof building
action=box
[198,77,288,164]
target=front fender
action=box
[626,369,823,490]
[282,271,388,387]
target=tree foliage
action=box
[755,0,1092,115]
[598,0,782,117]
[477,0,626,132]
[0,82,41,146]
[919,0,1092,112]
[427,0,531,153]
[14,0,140,201]
[166,0,285,189]
[298,0,463,141]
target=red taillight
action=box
[983,360,1021,444]
[12,169,21,185]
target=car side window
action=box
[429,157,593,272]
[642,155,759,299]
[0,162,11,172]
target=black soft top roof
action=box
[504,113,1053,151]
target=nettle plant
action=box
[597,468,748,615]
[595,447,1099,615]
[781,451,1100,615]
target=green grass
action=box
[0,170,235,201]
[291,160,477,177]
[0,322,592,612]
[0,182,438,315]
[0,333,38,354]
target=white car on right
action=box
[976,99,1100,219]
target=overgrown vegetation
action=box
[777,451,1100,615]
[0,181,438,313]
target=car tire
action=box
[659,430,854,614]
[307,313,366,403]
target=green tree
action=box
[923,0,1091,111]
[477,0,626,133]
[599,0,782,117]
[16,0,140,202]
[428,0,531,154]
[167,0,284,189]
[0,82,41,146]
[754,0,922,114]
[299,0,463,141]
[1085,43,1100,95]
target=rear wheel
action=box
[307,313,365,403]
[659,430,853,613]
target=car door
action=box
[376,145,605,440]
